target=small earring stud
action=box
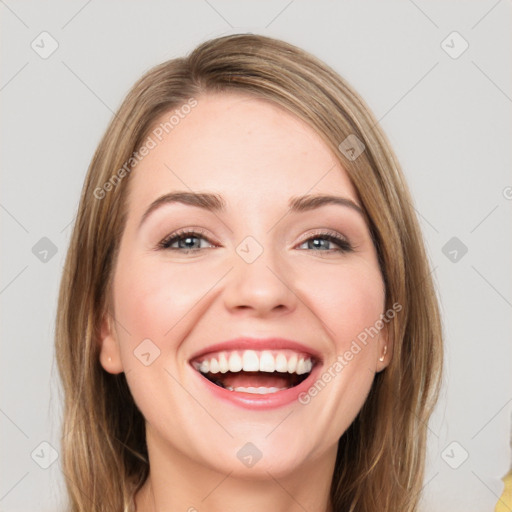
[379,345,387,362]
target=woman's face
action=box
[100,91,389,479]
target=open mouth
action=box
[191,349,315,395]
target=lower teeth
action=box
[205,373,308,393]
[225,386,288,394]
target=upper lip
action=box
[189,336,322,363]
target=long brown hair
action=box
[55,33,443,511]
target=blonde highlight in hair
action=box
[55,34,442,511]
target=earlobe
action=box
[376,327,392,372]
[98,313,124,374]
[379,345,387,362]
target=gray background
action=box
[1,1,511,511]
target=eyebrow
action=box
[138,191,364,229]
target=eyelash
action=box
[156,228,353,254]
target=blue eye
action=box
[157,230,214,252]
[157,230,352,254]
[297,232,352,253]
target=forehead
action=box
[126,91,358,214]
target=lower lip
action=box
[191,364,322,410]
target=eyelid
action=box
[294,229,349,246]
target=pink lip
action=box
[188,336,323,410]
[189,336,322,362]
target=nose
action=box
[222,242,298,317]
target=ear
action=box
[98,311,124,374]
[376,323,392,373]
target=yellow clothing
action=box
[495,470,512,512]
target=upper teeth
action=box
[192,350,313,375]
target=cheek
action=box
[111,255,218,420]
[112,254,221,354]
[294,262,384,433]
[300,259,385,350]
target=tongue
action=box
[215,371,295,389]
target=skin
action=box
[99,91,391,512]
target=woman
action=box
[55,33,443,511]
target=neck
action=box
[134,428,336,512]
